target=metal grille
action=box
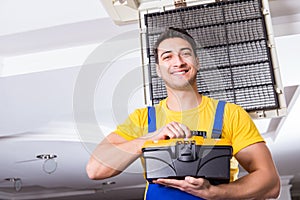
[144,0,279,111]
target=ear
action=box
[156,64,162,77]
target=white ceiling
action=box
[0,0,300,199]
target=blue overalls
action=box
[145,100,226,200]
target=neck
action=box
[166,85,202,111]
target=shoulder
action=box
[128,99,166,118]
[203,96,247,117]
[223,102,264,154]
[224,101,251,121]
[204,96,241,111]
[128,107,148,121]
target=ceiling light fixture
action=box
[36,154,58,174]
[102,181,116,185]
[4,178,22,192]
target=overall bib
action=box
[145,101,226,200]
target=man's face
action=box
[156,37,199,91]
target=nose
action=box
[173,54,186,67]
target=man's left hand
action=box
[153,176,213,198]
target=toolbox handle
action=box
[176,141,197,162]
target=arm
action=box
[86,122,191,180]
[154,142,280,200]
[221,142,280,199]
[86,132,145,180]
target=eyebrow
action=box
[159,47,192,58]
[160,50,172,58]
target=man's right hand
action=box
[143,121,191,141]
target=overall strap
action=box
[211,100,226,139]
[147,106,156,132]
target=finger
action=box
[150,127,173,140]
[185,177,210,191]
[166,122,182,138]
[160,125,175,139]
[170,122,187,138]
[166,131,175,139]
[174,123,187,138]
[155,178,184,188]
[180,124,191,138]
[185,176,199,185]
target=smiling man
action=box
[86,27,280,200]
[156,38,198,90]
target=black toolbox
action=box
[141,135,232,185]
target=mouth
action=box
[172,69,189,75]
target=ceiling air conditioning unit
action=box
[101,0,287,119]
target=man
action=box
[86,27,280,199]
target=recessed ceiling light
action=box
[102,181,116,185]
[36,154,58,174]
[4,178,22,192]
[36,154,57,160]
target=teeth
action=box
[173,71,186,75]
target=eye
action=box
[181,50,192,57]
[162,54,172,61]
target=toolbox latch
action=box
[176,141,197,162]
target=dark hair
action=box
[153,27,197,64]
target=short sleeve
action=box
[114,108,148,140]
[223,104,265,155]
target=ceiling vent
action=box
[101,0,287,119]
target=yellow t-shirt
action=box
[114,95,264,181]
